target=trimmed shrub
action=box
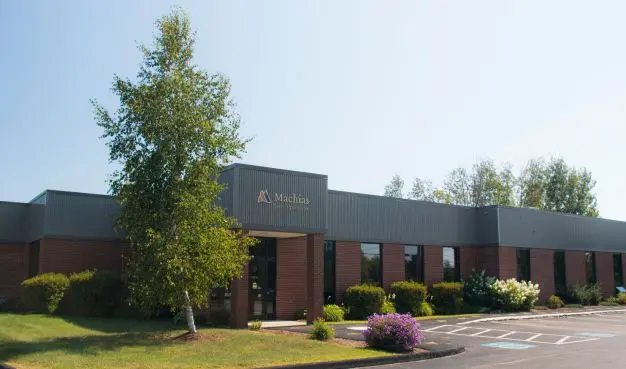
[618,292,626,305]
[363,313,424,352]
[431,282,464,315]
[381,300,396,314]
[546,295,564,309]
[489,279,539,312]
[310,318,334,341]
[344,284,385,320]
[322,304,345,322]
[463,270,496,308]
[20,273,69,313]
[390,281,428,316]
[417,301,433,317]
[569,283,602,306]
[57,270,125,317]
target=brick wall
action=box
[459,246,477,279]
[382,244,405,290]
[335,241,361,302]
[276,237,307,320]
[0,244,29,299]
[230,261,249,328]
[306,233,324,323]
[498,247,517,279]
[39,238,129,274]
[565,251,587,287]
[424,245,443,286]
[476,246,500,277]
[531,248,554,303]
[596,252,614,297]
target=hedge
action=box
[343,284,385,319]
[20,273,70,313]
[430,282,464,314]
[57,270,126,317]
[390,281,427,316]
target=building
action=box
[1,163,626,327]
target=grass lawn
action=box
[0,314,390,369]
[327,313,481,325]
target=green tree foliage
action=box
[91,8,257,332]
[409,177,435,202]
[384,174,405,198]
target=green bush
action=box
[310,318,334,341]
[322,304,345,322]
[249,320,262,330]
[587,284,602,305]
[569,283,602,306]
[431,282,464,315]
[20,273,69,313]
[390,281,428,316]
[463,270,496,308]
[381,300,396,314]
[600,297,619,306]
[618,293,626,305]
[417,301,433,316]
[57,270,124,317]
[547,295,564,309]
[344,284,385,319]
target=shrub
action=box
[390,281,428,316]
[20,273,69,313]
[208,307,231,327]
[600,297,619,306]
[417,301,433,317]
[343,284,385,319]
[363,313,424,352]
[618,292,626,305]
[249,320,262,330]
[57,270,125,317]
[587,284,602,305]
[569,283,602,306]
[381,300,396,314]
[322,304,345,322]
[463,270,497,308]
[431,282,464,314]
[489,279,539,312]
[546,295,564,309]
[310,318,334,341]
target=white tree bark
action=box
[184,290,197,333]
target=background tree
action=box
[518,157,546,208]
[442,168,472,206]
[92,8,257,333]
[384,174,405,198]
[409,177,435,201]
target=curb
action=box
[1,364,16,369]
[261,346,465,369]
[458,308,626,325]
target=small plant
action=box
[380,300,396,314]
[587,284,602,305]
[322,304,345,322]
[249,319,262,330]
[618,292,626,305]
[310,318,334,341]
[600,297,619,306]
[430,282,465,314]
[390,281,428,316]
[489,278,540,312]
[343,284,386,319]
[20,273,70,313]
[363,313,424,352]
[546,295,564,309]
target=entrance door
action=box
[249,237,276,320]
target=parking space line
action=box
[525,333,542,342]
[470,329,491,336]
[447,327,469,333]
[555,336,571,344]
[497,331,516,338]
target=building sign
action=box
[257,189,310,211]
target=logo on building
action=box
[257,189,310,210]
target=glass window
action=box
[585,252,596,284]
[516,248,531,282]
[404,245,423,282]
[614,253,623,288]
[443,247,460,282]
[324,241,336,304]
[361,243,382,285]
[554,250,567,297]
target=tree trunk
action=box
[184,290,197,333]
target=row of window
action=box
[324,242,460,303]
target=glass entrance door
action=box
[249,237,276,320]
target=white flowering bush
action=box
[489,278,540,311]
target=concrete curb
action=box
[262,346,465,369]
[458,308,626,325]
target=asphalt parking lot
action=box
[369,312,626,369]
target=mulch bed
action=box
[171,331,223,342]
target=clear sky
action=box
[2,1,626,220]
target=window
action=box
[324,241,336,304]
[585,252,596,284]
[361,243,382,285]
[443,246,460,282]
[404,245,423,282]
[614,253,623,288]
[516,248,531,282]
[554,251,566,297]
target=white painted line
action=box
[497,331,516,338]
[555,336,571,344]
[459,309,626,325]
[447,327,469,333]
[421,325,445,332]
[525,333,543,342]
[470,329,491,336]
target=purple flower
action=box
[363,313,425,351]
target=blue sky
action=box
[2,1,626,220]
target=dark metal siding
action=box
[44,191,124,240]
[498,207,626,252]
[475,206,500,245]
[0,202,28,242]
[217,168,235,217]
[25,203,45,242]
[326,191,476,246]
[233,165,327,233]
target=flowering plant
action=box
[489,278,540,311]
[363,313,424,352]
